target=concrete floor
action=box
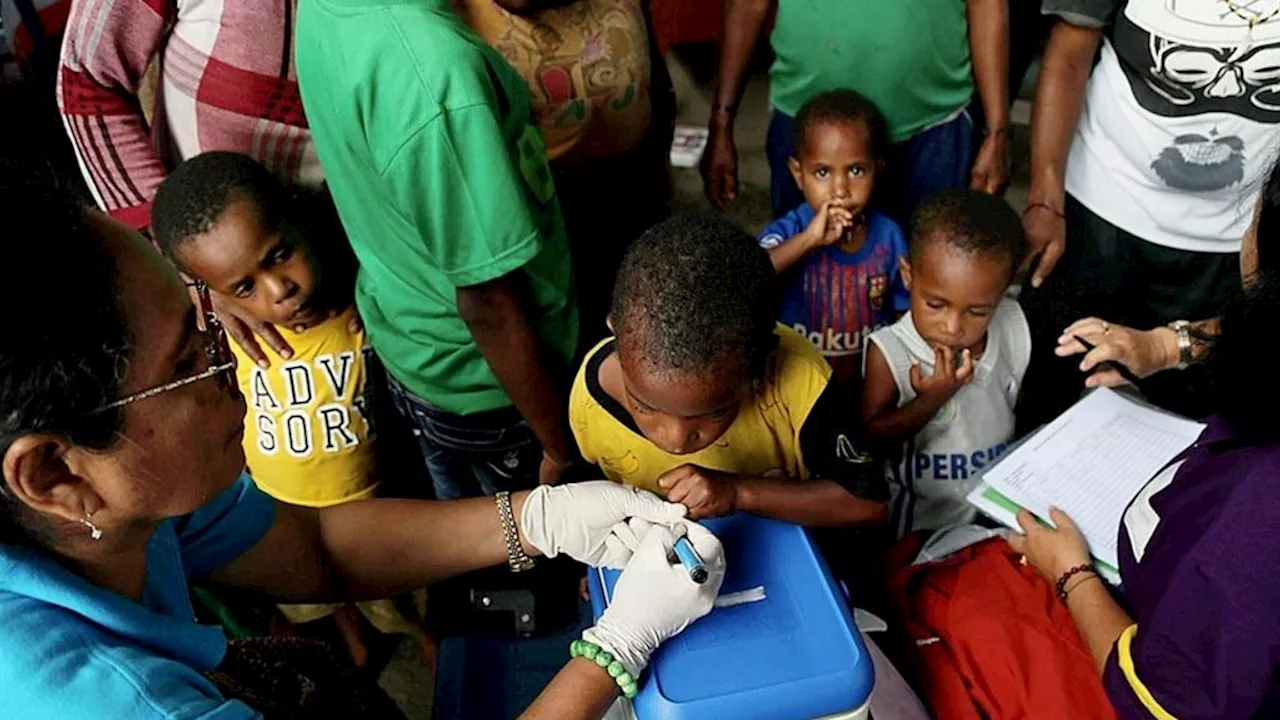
[377,47,1035,720]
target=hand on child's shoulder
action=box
[909,346,974,404]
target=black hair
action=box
[909,189,1026,277]
[611,212,778,381]
[151,151,287,269]
[792,89,890,162]
[0,157,131,547]
[1209,157,1280,442]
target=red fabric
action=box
[57,0,317,229]
[649,0,722,49]
[887,537,1117,720]
[11,0,72,63]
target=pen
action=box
[1073,335,1144,386]
[672,535,708,584]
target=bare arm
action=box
[208,493,535,602]
[768,233,819,273]
[968,0,1010,131]
[1063,576,1134,671]
[521,658,620,720]
[458,275,577,473]
[967,0,1011,192]
[1029,20,1102,207]
[713,0,772,114]
[1009,509,1133,673]
[736,476,888,527]
[862,343,941,440]
[1024,20,1104,284]
[660,465,887,527]
[702,0,774,209]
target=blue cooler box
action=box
[587,513,874,720]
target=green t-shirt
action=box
[769,0,974,142]
[296,0,577,415]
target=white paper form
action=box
[981,388,1205,569]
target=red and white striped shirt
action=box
[57,0,319,230]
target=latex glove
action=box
[582,522,726,677]
[520,481,687,568]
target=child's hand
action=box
[803,200,855,249]
[657,464,739,520]
[909,346,974,405]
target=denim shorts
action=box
[385,376,541,500]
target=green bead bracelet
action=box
[570,639,638,699]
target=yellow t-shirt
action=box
[232,308,378,507]
[569,325,879,497]
[458,0,653,163]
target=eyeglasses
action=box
[98,280,237,412]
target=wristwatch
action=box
[1168,320,1193,370]
[496,491,537,572]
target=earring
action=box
[79,511,103,541]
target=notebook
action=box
[967,388,1205,584]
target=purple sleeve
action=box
[1102,501,1280,718]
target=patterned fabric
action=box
[57,0,318,230]
[458,0,654,164]
[208,636,408,719]
[1045,0,1280,252]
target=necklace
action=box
[1220,0,1280,30]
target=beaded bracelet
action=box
[570,639,639,699]
[1055,564,1096,603]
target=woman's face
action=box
[80,215,248,530]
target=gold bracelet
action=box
[496,491,536,572]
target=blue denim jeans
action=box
[386,376,541,501]
[766,102,977,223]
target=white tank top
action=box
[866,298,1031,535]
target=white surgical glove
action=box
[582,522,726,677]
[520,481,687,568]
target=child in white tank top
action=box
[862,190,1030,536]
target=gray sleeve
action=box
[1041,0,1118,29]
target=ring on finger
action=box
[1101,321,1111,335]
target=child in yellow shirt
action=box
[569,212,888,527]
[152,151,429,668]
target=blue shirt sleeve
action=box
[174,473,277,579]
[758,205,814,249]
[885,219,911,312]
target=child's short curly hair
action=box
[792,89,890,162]
[151,151,286,269]
[611,212,778,381]
[909,189,1026,278]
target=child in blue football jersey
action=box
[759,90,910,383]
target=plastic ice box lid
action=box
[587,513,874,720]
